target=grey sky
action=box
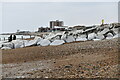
[118,1,120,22]
[0,2,118,33]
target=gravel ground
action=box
[2,38,119,78]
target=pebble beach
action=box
[2,38,119,78]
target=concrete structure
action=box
[38,20,69,32]
[52,26,68,31]
[50,20,64,29]
[38,27,51,32]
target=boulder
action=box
[0,41,8,49]
[106,37,113,39]
[112,28,118,34]
[25,37,42,47]
[65,36,75,43]
[88,33,97,40]
[61,34,67,40]
[76,34,87,41]
[96,33,105,40]
[50,40,65,46]
[105,33,113,40]
[113,34,120,38]
[93,39,101,41]
[1,42,14,49]
[12,40,28,49]
[0,44,2,48]
[20,40,29,48]
[39,39,51,46]
[1,47,11,50]
[106,33,113,37]
[100,28,110,34]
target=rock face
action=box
[50,40,65,46]
[39,39,51,46]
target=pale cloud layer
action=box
[0,2,118,33]
[0,3,2,33]
[0,0,120,2]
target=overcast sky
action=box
[0,2,118,33]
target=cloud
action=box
[1,2,118,33]
[1,0,120,2]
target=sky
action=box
[118,1,120,22]
[0,1,119,33]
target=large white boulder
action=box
[76,34,87,41]
[39,39,51,46]
[93,39,101,41]
[20,40,29,48]
[50,40,65,46]
[12,40,23,49]
[25,37,42,47]
[1,42,14,49]
[12,40,29,49]
[106,37,113,39]
[0,41,8,49]
[0,44,2,48]
[61,34,67,40]
[100,28,110,34]
[106,33,113,40]
[96,33,105,40]
[65,35,75,43]
[1,47,11,50]
[113,34,120,38]
[88,33,97,40]
[106,33,113,37]
[112,28,118,34]
[37,38,44,45]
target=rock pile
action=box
[0,24,119,50]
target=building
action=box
[52,26,68,31]
[38,20,68,32]
[38,27,51,32]
[50,20,64,29]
